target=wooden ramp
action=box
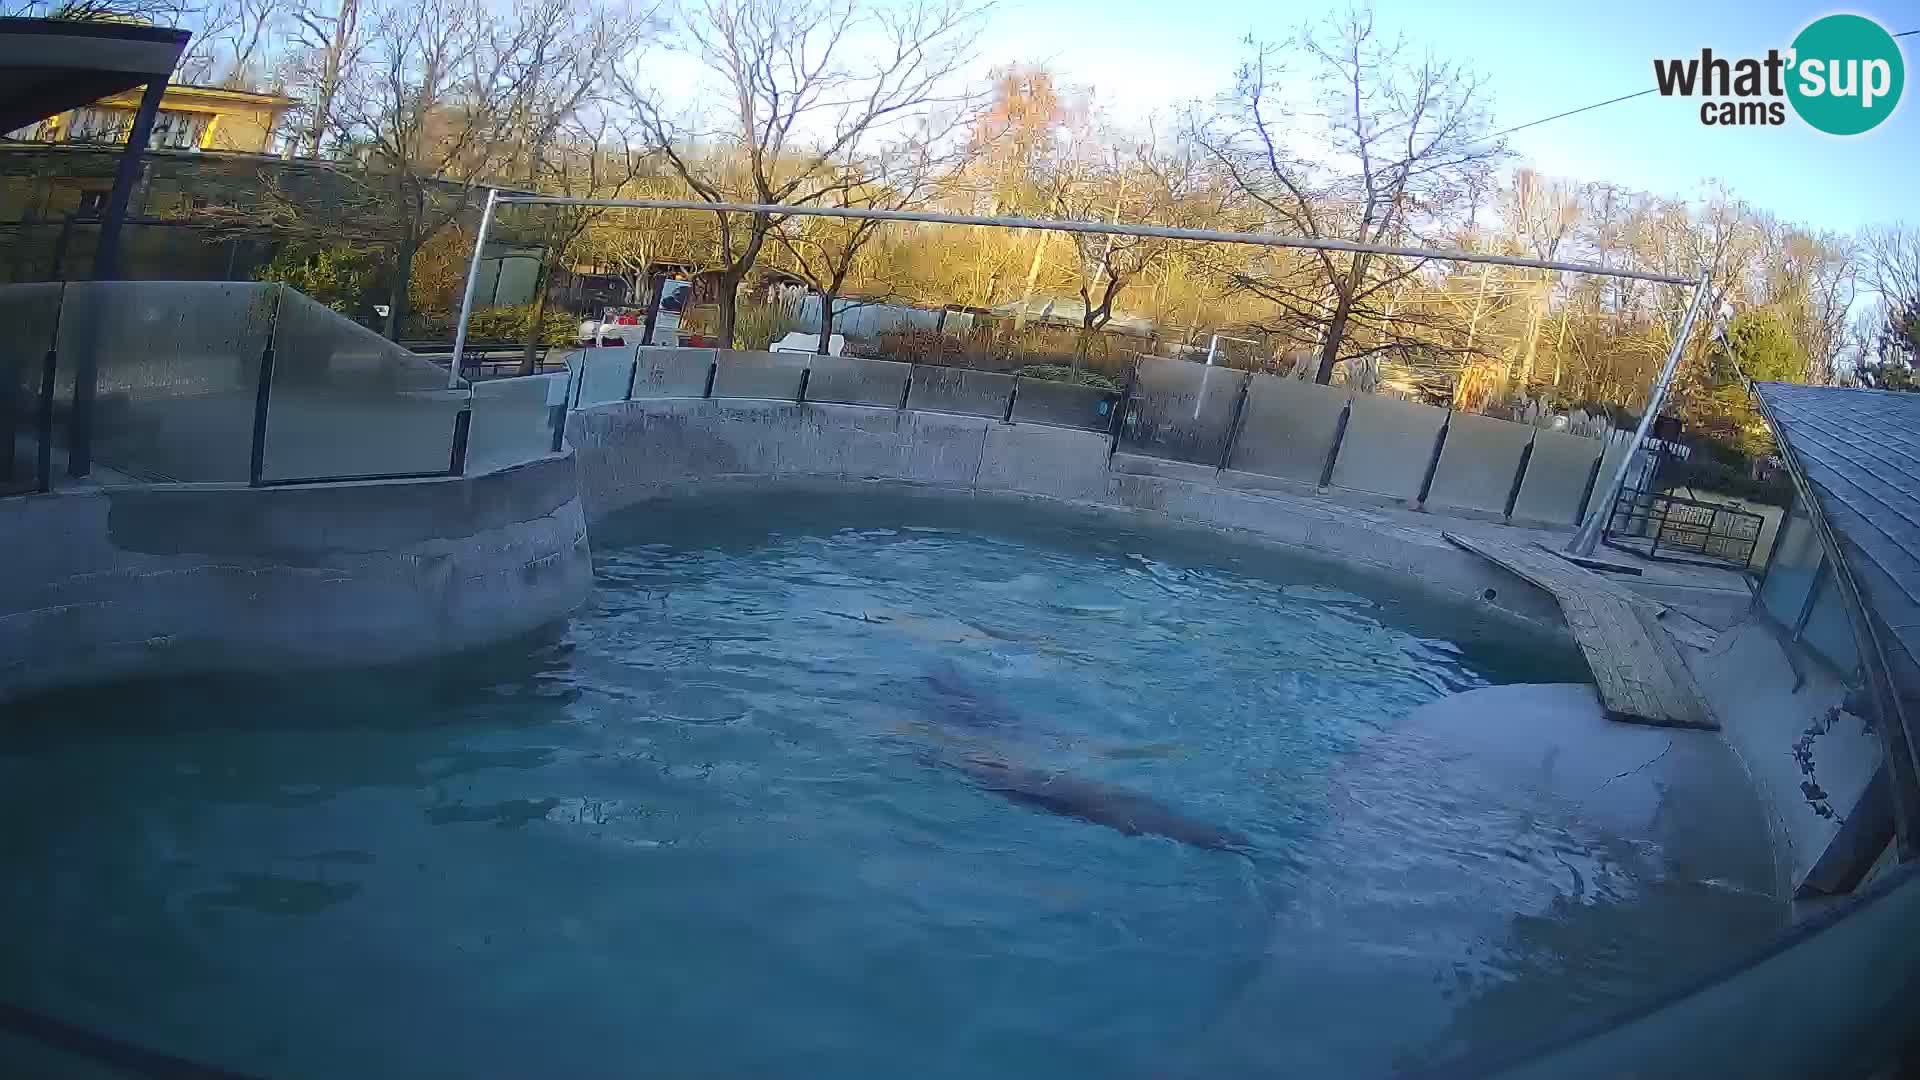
[1444,532,1717,730]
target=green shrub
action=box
[875,328,953,364]
[256,243,382,313]
[1665,442,1794,507]
[732,300,802,351]
[414,305,576,346]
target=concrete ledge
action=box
[1217,469,1325,498]
[1688,619,1882,898]
[0,455,592,703]
[1109,452,1219,484]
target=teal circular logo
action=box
[1787,14,1904,135]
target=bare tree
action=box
[286,0,364,157]
[1863,224,1920,316]
[1049,138,1203,366]
[618,0,987,346]
[1191,9,1506,384]
[177,0,285,88]
[499,0,657,370]
[1860,224,1920,382]
[772,108,977,353]
[2,0,196,20]
[511,121,657,372]
[331,0,541,335]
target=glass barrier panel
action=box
[1225,374,1348,484]
[467,373,567,474]
[0,283,63,493]
[712,350,807,400]
[805,356,910,408]
[1511,430,1603,526]
[570,346,639,407]
[1009,377,1119,431]
[631,347,717,399]
[1798,571,1861,675]
[906,364,1016,418]
[1117,357,1246,465]
[1759,506,1821,628]
[261,290,467,482]
[1327,394,1449,501]
[56,281,277,483]
[1427,412,1536,518]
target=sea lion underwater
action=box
[943,751,1255,853]
[909,660,1253,855]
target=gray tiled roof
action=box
[1754,382,1920,684]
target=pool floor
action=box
[0,490,1781,1078]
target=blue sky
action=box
[980,0,1916,235]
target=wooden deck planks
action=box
[1444,532,1716,730]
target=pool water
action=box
[0,490,1782,1078]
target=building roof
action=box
[106,83,297,107]
[0,17,190,134]
[1754,382,1920,686]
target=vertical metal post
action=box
[68,80,168,479]
[449,188,499,389]
[1568,271,1712,556]
[91,79,166,281]
[248,337,275,486]
[1216,372,1252,471]
[48,213,76,280]
[1108,359,1139,460]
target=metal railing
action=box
[1603,486,1765,569]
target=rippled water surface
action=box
[0,490,1783,1078]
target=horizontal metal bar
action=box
[255,469,455,487]
[493,196,1697,285]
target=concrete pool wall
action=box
[565,396,1572,636]
[0,453,591,702]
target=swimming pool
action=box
[0,488,1782,1078]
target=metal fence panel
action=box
[1118,357,1248,465]
[1511,429,1603,526]
[906,364,1015,418]
[1328,394,1448,501]
[1009,377,1120,431]
[805,356,910,407]
[0,283,63,493]
[630,347,715,399]
[1426,411,1535,518]
[712,350,807,400]
[262,289,467,482]
[58,281,278,483]
[1225,374,1348,484]
[467,373,566,474]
